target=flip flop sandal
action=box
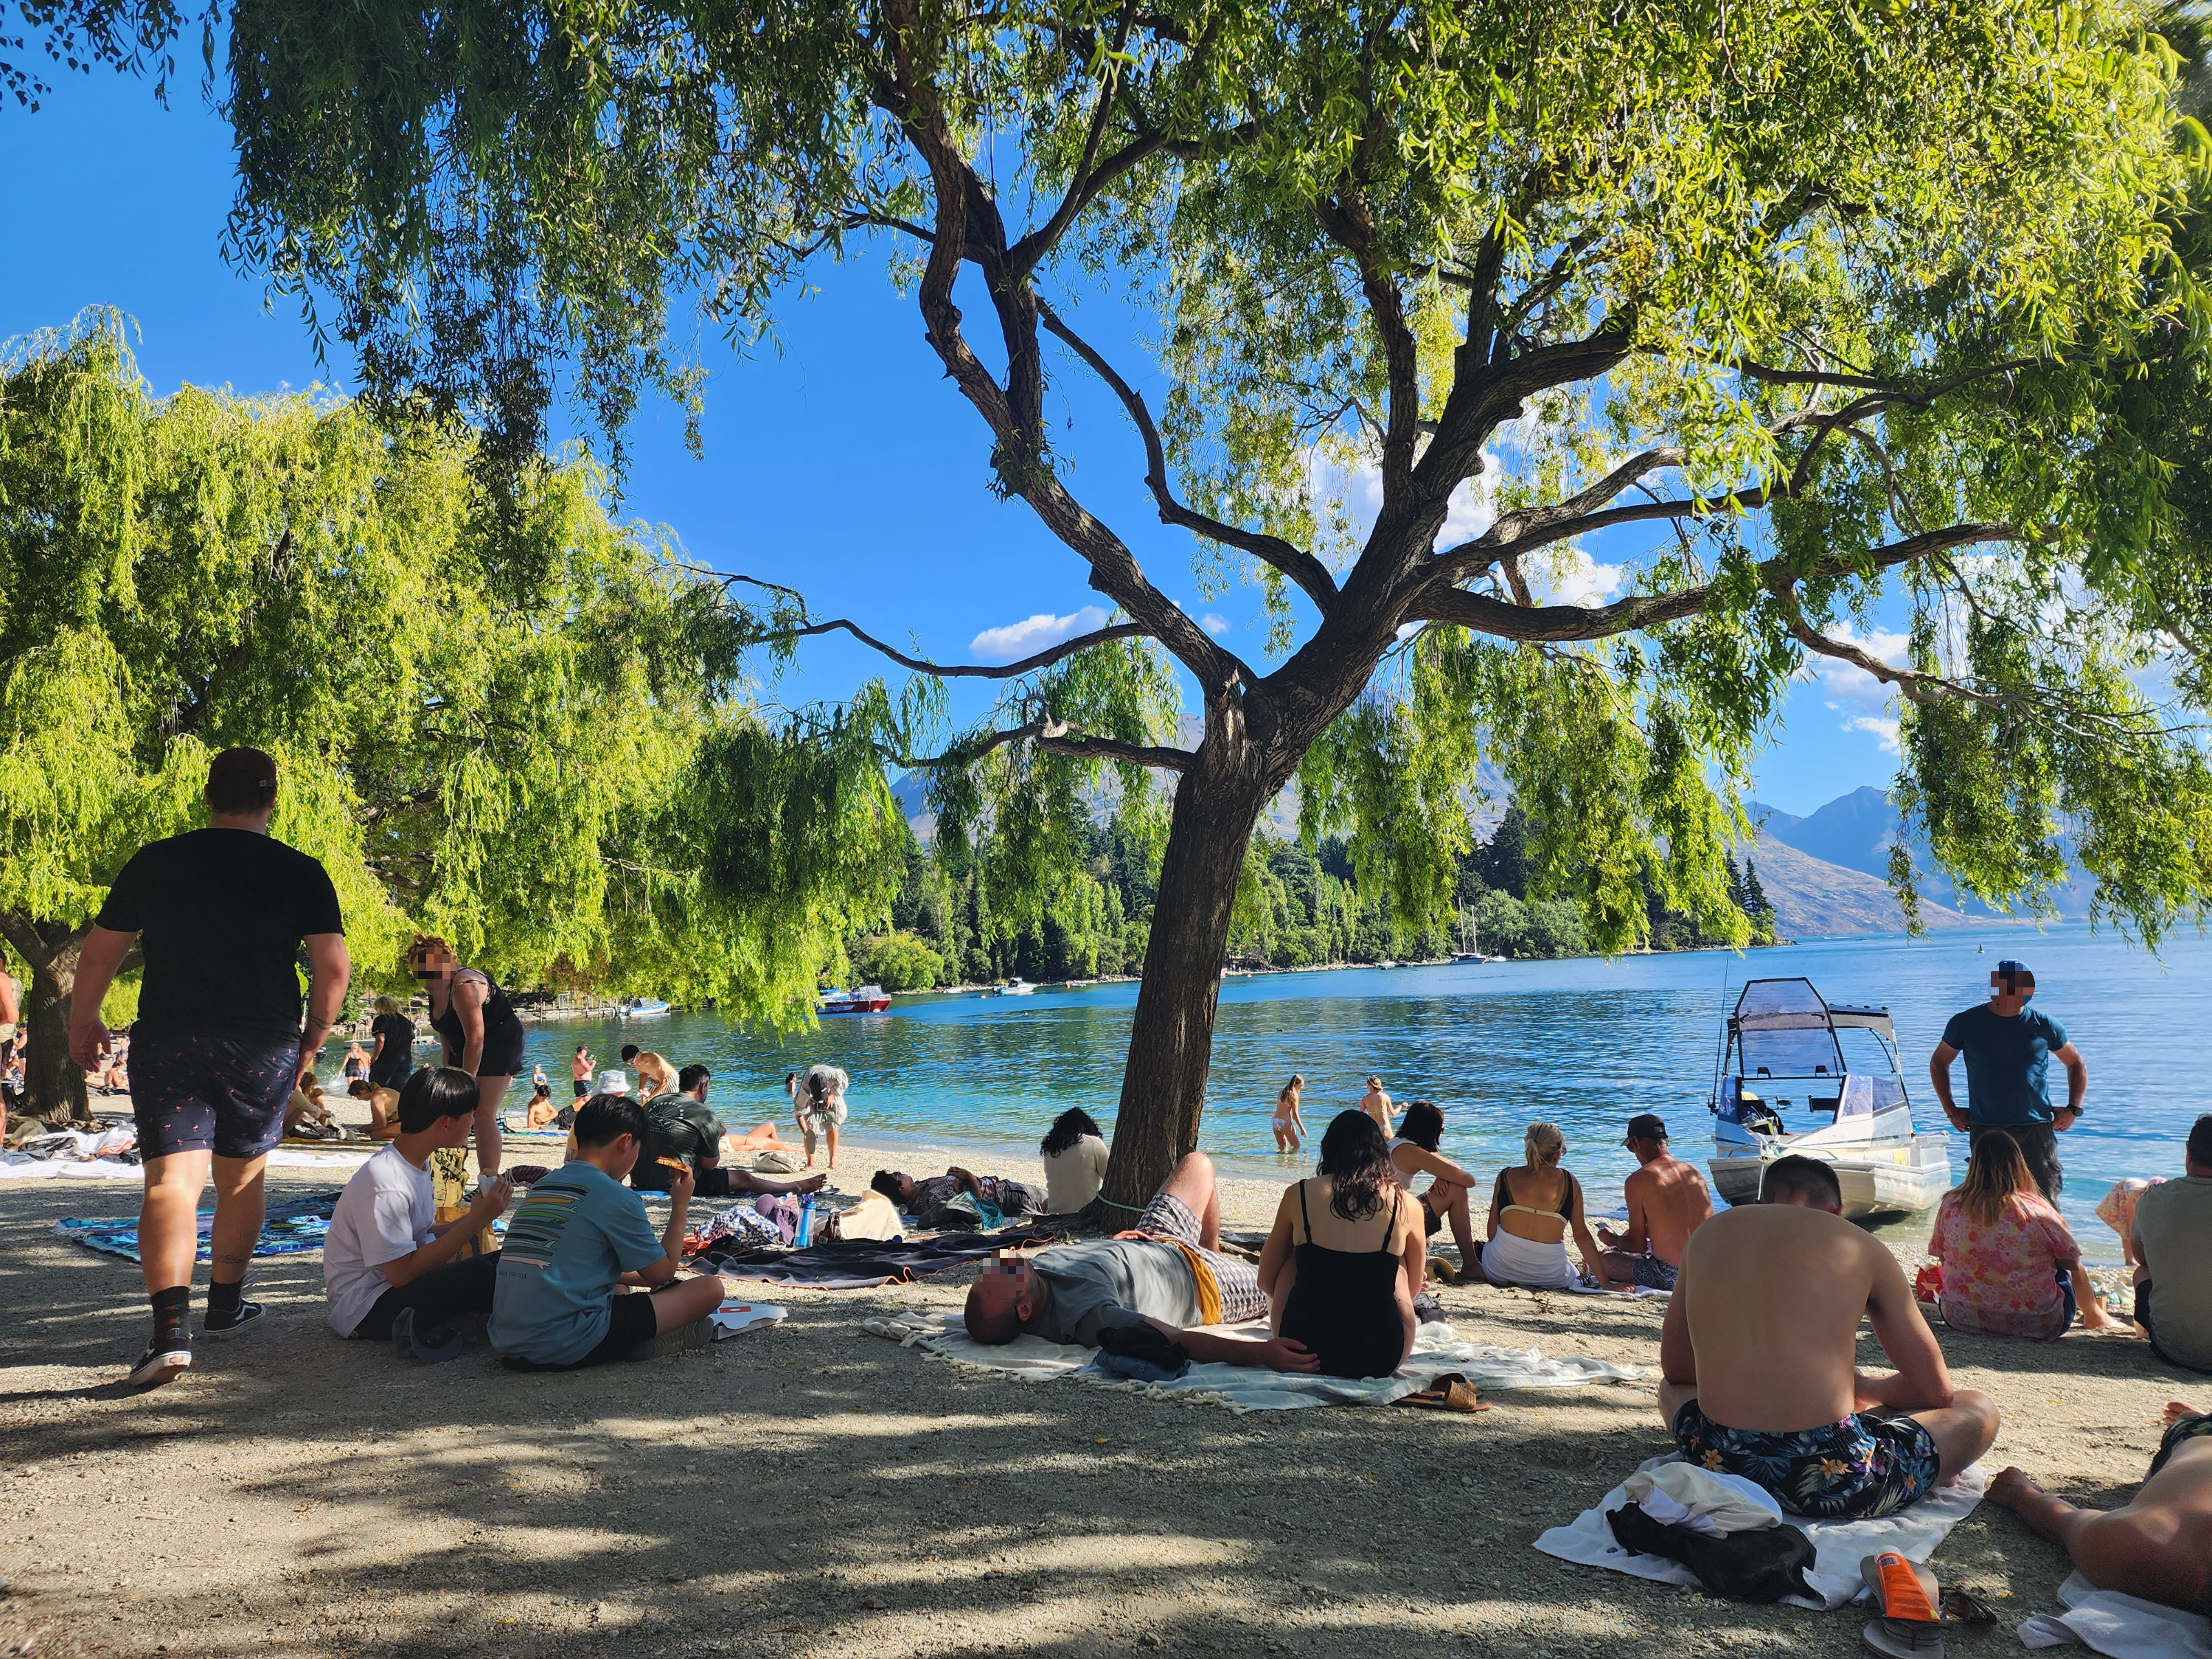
[1861,1552,1944,1658]
[1940,1586,1998,1625]
[1394,1373,1489,1413]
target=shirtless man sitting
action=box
[964,1152,1318,1373]
[1658,1153,1999,1519]
[348,1079,401,1139]
[1597,1113,1714,1290]
[1989,1401,2212,1617]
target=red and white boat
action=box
[819,984,892,1015]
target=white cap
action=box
[597,1070,631,1095]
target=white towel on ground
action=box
[1534,1452,1988,1610]
[2019,1571,2212,1658]
[861,1314,1641,1412]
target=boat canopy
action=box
[1731,978,1844,1078]
[1828,1004,1898,1042]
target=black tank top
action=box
[1278,1181,1409,1381]
[427,967,526,1072]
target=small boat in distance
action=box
[1706,977,1950,1217]
[619,998,671,1019]
[987,978,1037,997]
[820,985,892,1015]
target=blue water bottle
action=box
[794,1197,815,1249]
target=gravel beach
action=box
[0,1126,2188,1659]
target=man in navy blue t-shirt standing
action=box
[1929,959,2085,1203]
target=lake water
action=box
[431,919,2201,1257]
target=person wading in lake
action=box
[1930,959,2085,1203]
[408,934,526,1183]
[69,747,351,1389]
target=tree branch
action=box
[1406,523,2025,642]
[1033,297,1340,615]
[896,719,1194,773]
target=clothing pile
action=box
[0,1124,144,1180]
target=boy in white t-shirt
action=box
[324,1066,515,1359]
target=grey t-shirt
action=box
[2138,1176,2212,1371]
[1032,1239,1201,1346]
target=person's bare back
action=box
[1669,1204,1891,1429]
[1627,1154,1714,1267]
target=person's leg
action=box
[2066,1262,2111,1330]
[1989,1464,2212,1613]
[205,1153,269,1307]
[1658,1380,1697,1434]
[351,1253,503,1343]
[138,1150,215,1309]
[647,1273,726,1333]
[726,1169,827,1197]
[799,1117,818,1166]
[1431,1182,1481,1266]
[1906,1388,2001,1482]
[1152,1152,1222,1249]
[824,1121,839,1172]
[473,1074,511,1178]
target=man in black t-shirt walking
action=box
[1930,959,2086,1203]
[70,748,351,1389]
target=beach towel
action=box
[1534,1452,1987,1610]
[0,1145,372,1182]
[703,1226,1054,1289]
[860,1312,1641,1413]
[56,1193,347,1263]
[2019,1571,2212,1659]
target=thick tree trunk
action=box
[1097,724,1271,1212]
[24,950,90,1127]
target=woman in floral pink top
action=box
[1930,1130,2112,1338]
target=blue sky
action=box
[1,70,1909,819]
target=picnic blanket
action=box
[862,1312,1641,1413]
[2020,1571,2212,1659]
[1534,1452,1987,1610]
[0,1146,372,1182]
[703,1227,1054,1289]
[57,1192,349,1263]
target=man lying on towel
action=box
[874,1166,1048,1218]
[1989,1400,2212,1617]
[1658,1153,1998,1520]
[963,1153,1319,1372]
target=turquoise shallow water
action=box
[406,919,2199,1256]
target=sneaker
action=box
[627,1315,714,1362]
[389,1306,463,1363]
[201,1301,265,1339]
[125,1341,192,1391]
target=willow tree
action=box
[0,313,898,1121]
[216,0,2212,1205]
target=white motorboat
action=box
[620,998,671,1019]
[987,978,1037,997]
[1707,977,1951,1217]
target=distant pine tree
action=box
[1744,857,1773,924]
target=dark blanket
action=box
[695,1226,1057,1289]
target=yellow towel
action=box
[1169,1242,1224,1327]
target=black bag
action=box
[1606,1502,1818,1604]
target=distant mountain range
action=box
[890,768,2068,939]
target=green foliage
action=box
[0,311,842,1020]
[846,931,944,993]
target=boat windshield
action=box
[1732,978,1843,1079]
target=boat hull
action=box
[820,998,891,1015]
[1708,1135,1952,1217]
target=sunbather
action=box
[872,1166,1047,1217]
[1596,1113,1713,1291]
[963,1152,1318,1372]
[489,1092,726,1369]
[1262,1110,1426,1378]
[1482,1121,1622,1292]
[347,1079,402,1139]
[1988,1400,2212,1618]
[1385,1100,1484,1276]
[1658,1154,2000,1519]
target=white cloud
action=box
[1537,549,1624,607]
[969,605,1111,662]
[1844,715,1902,754]
[1200,613,1231,636]
[1795,625,1911,712]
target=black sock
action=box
[207,1279,244,1321]
[150,1285,191,1350]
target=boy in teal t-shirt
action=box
[490,1093,725,1368]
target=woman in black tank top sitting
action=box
[1257,1111,1427,1380]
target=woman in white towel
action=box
[1481,1121,1622,1293]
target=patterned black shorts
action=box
[130,1034,300,1160]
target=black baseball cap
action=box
[1624,1113,1669,1144]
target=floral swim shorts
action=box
[1671,1399,1941,1519]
